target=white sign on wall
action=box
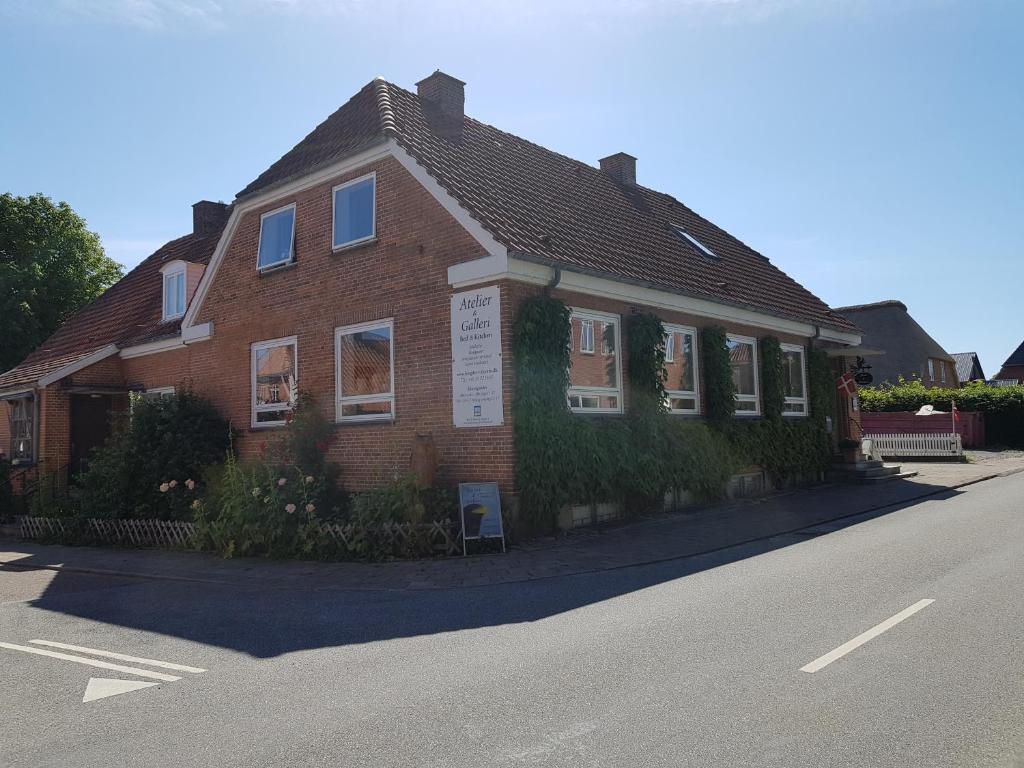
[451,285,504,428]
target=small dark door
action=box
[70,394,114,478]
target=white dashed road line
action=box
[801,599,935,673]
[29,640,206,673]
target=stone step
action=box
[855,465,901,479]
[857,470,919,484]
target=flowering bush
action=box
[193,452,327,559]
[76,387,232,520]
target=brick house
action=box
[0,71,862,503]
[993,341,1024,385]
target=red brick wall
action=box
[148,154,518,493]
[994,365,1024,384]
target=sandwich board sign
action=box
[458,482,505,554]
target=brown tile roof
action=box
[0,226,222,393]
[239,78,857,334]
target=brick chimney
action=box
[416,70,466,120]
[599,152,637,185]
[192,200,228,236]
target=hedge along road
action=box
[2,470,1024,767]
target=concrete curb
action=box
[2,468,1022,592]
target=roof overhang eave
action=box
[508,250,861,342]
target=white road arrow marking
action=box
[83,677,160,703]
[29,640,206,673]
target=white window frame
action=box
[780,343,809,417]
[727,333,760,416]
[251,335,298,428]
[664,323,700,415]
[940,360,947,384]
[7,394,36,465]
[335,318,395,423]
[256,203,296,272]
[332,172,377,251]
[568,308,623,415]
[664,330,675,363]
[161,262,186,321]
[579,318,595,354]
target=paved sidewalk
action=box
[2,455,1023,592]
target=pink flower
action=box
[277,478,287,487]
[185,479,195,491]
[285,503,296,514]
[168,480,178,489]
[305,503,315,513]
[191,499,202,510]
[159,483,170,493]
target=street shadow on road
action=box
[5,479,963,658]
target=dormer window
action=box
[671,225,718,260]
[257,204,296,270]
[161,262,187,321]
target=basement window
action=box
[568,309,622,414]
[671,225,718,260]
[335,319,394,422]
[781,344,808,416]
[727,334,760,415]
[257,204,296,270]
[333,174,376,250]
[251,336,297,427]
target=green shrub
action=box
[64,387,231,520]
[193,452,327,559]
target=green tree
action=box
[0,193,123,372]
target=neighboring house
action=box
[950,352,986,385]
[0,71,861,498]
[993,340,1024,384]
[833,300,955,387]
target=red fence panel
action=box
[861,411,985,448]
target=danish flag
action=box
[836,373,857,396]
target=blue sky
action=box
[2,0,1021,374]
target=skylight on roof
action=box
[671,226,717,260]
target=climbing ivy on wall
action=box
[511,299,835,532]
[701,326,735,428]
[759,336,785,422]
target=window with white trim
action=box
[665,324,699,414]
[781,344,808,416]
[162,266,186,321]
[927,358,936,382]
[257,204,296,270]
[727,334,759,414]
[332,174,376,250]
[336,320,394,422]
[251,337,297,427]
[8,396,35,464]
[568,310,622,413]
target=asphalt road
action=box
[2,472,1023,768]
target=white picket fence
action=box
[863,432,963,458]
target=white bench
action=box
[863,432,963,458]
